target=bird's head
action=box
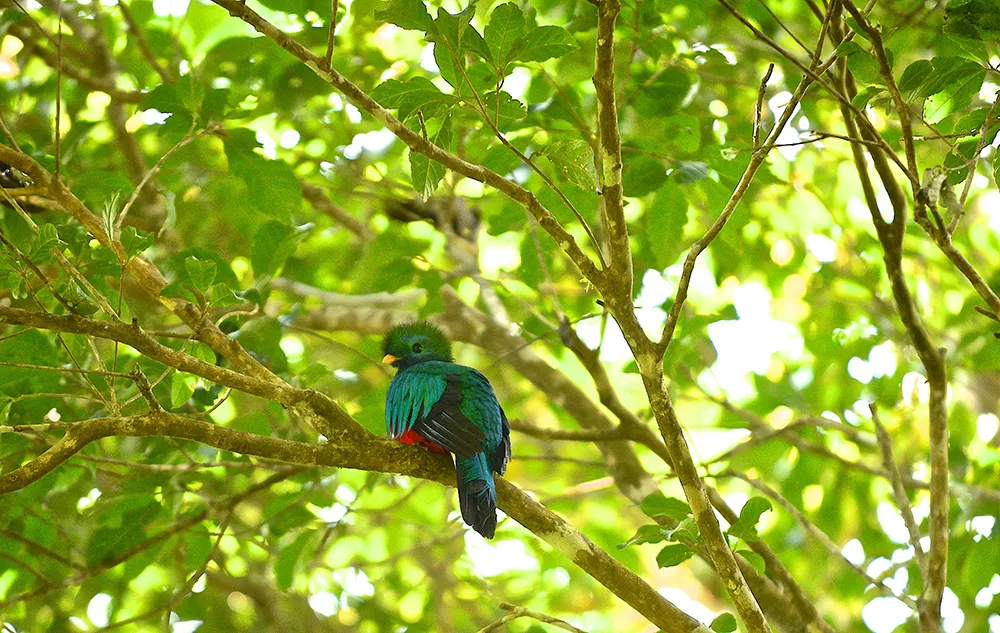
[382,321,453,369]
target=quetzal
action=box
[382,322,511,538]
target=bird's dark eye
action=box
[412,343,423,353]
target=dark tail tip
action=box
[457,476,497,539]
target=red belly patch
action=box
[398,429,450,454]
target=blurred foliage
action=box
[1,0,999,632]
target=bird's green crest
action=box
[382,321,453,368]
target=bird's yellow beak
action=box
[382,354,399,365]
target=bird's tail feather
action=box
[455,454,497,539]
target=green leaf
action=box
[618,524,669,548]
[171,372,197,408]
[430,3,476,51]
[540,139,596,190]
[485,3,525,68]
[739,497,773,526]
[655,543,694,568]
[635,69,691,117]
[235,317,288,373]
[410,115,454,198]
[729,497,773,540]
[482,91,527,128]
[647,180,688,268]
[30,224,61,263]
[623,156,667,197]
[224,130,302,220]
[994,147,1000,186]
[924,60,985,124]
[852,86,886,110]
[189,342,216,364]
[121,226,154,260]
[737,549,767,575]
[516,25,577,62]
[210,282,243,307]
[667,517,700,544]
[370,77,455,121]
[836,41,881,84]
[377,0,434,32]
[275,531,312,591]
[251,221,304,277]
[140,83,184,115]
[710,613,738,633]
[640,492,692,521]
[662,112,701,153]
[184,256,217,291]
[898,59,933,97]
[672,161,708,184]
[184,527,213,569]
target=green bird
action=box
[382,322,511,538]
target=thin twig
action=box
[323,0,339,69]
[477,602,589,633]
[54,0,64,181]
[753,64,775,150]
[869,403,928,577]
[113,123,203,240]
[726,470,919,609]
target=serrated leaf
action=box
[655,543,694,568]
[710,613,738,633]
[482,91,527,128]
[377,0,435,32]
[410,114,453,198]
[485,3,525,68]
[899,59,933,97]
[540,139,596,190]
[171,372,197,408]
[184,256,217,291]
[515,25,577,62]
[618,524,669,548]
[370,77,455,121]
[837,40,881,84]
[924,61,985,124]
[429,3,476,50]
[640,492,692,520]
[210,282,243,307]
[121,226,154,260]
[667,517,700,544]
[30,224,61,263]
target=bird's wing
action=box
[412,374,486,460]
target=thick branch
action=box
[0,305,363,442]
[0,411,709,633]
[593,0,631,295]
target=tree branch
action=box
[593,0,631,295]
[0,410,711,633]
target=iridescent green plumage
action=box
[383,322,511,538]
